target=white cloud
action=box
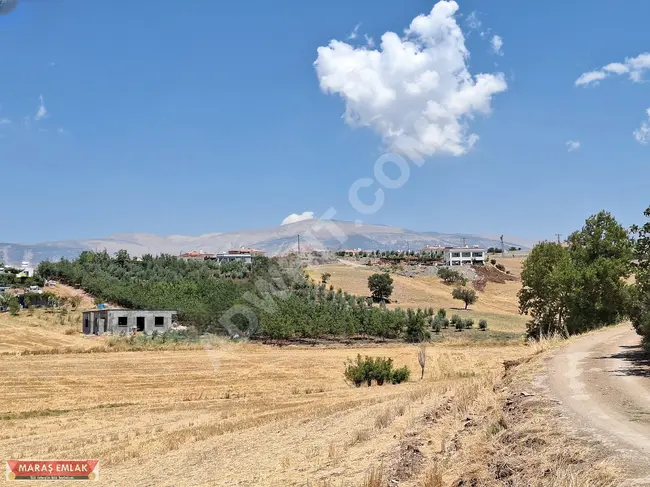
[490,35,503,56]
[0,118,11,125]
[465,11,481,31]
[35,94,47,121]
[566,140,581,152]
[575,70,608,86]
[348,23,360,40]
[281,211,315,226]
[634,108,650,145]
[314,1,507,158]
[364,33,375,48]
[575,52,650,86]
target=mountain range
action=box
[1,220,536,265]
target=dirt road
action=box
[548,324,650,484]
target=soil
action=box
[548,324,650,485]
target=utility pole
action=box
[555,233,562,245]
[462,237,467,247]
[297,234,301,254]
[500,235,504,254]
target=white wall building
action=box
[443,247,486,266]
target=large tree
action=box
[367,273,394,302]
[452,287,478,310]
[565,211,634,334]
[518,242,576,337]
[519,211,633,338]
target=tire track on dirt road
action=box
[548,324,650,485]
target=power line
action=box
[555,233,562,244]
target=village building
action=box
[82,309,177,335]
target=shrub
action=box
[437,308,446,319]
[432,318,441,334]
[344,355,410,387]
[391,366,410,384]
[8,296,20,316]
[405,309,429,342]
[479,319,488,331]
[372,357,394,386]
[495,263,506,272]
[453,316,464,331]
[438,267,467,285]
[441,318,450,329]
[464,318,474,329]
[344,355,371,387]
[490,259,497,265]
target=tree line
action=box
[37,251,433,341]
[518,207,650,345]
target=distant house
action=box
[443,247,486,266]
[227,248,265,256]
[213,252,253,264]
[82,309,177,335]
[179,251,216,261]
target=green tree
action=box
[566,211,633,334]
[518,242,576,338]
[367,273,394,302]
[630,206,650,341]
[7,295,20,316]
[451,287,478,310]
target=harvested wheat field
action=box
[0,336,617,487]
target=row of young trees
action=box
[518,209,650,341]
[37,251,435,341]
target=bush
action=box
[405,308,429,342]
[437,308,446,319]
[373,357,394,386]
[438,268,467,285]
[495,263,506,272]
[479,319,488,331]
[344,355,410,387]
[390,366,410,384]
[450,314,462,326]
[490,259,497,265]
[464,318,474,329]
[441,317,450,329]
[431,317,441,334]
[454,318,464,331]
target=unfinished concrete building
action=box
[82,309,177,335]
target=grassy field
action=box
[0,340,533,486]
[306,259,528,333]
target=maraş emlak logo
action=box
[0,0,18,15]
[6,460,100,481]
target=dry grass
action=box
[0,339,529,486]
[306,264,528,332]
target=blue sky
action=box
[1,0,649,244]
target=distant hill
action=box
[1,220,536,265]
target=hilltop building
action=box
[443,247,486,266]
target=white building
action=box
[443,247,486,266]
